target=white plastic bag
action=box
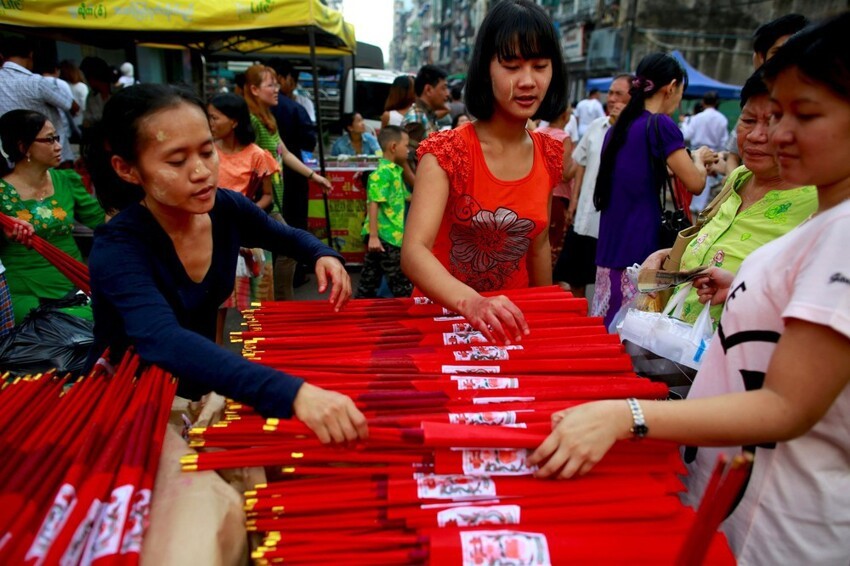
[618,284,713,370]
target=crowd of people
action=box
[0,1,848,562]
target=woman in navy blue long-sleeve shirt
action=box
[85,84,367,444]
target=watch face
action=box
[632,424,649,438]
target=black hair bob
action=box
[762,12,850,102]
[85,83,207,213]
[209,93,256,147]
[0,109,47,175]
[464,0,567,122]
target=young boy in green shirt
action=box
[355,126,413,298]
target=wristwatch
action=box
[626,398,649,440]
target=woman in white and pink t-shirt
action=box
[530,14,850,564]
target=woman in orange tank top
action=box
[402,0,568,344]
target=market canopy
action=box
[0,0,356,54]
[586,51,742,100]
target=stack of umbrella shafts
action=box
[185,286,734,564]
[0,214,91,295]
[0,352,176,565]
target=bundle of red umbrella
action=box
[186,287,744,565]
[0,213,91,295]
[0,352,176,565]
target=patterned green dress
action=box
[0,169,105,322]
[673,166,817,326]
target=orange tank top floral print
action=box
[417,123,563,292]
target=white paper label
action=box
[26,484,78,564]
[437,504,521,527]
[442,365,500,374]
[473,396,535,404]
[460,530,551,566]
[443,331,488,345]
[452,376,519,390]
[448,411,518,426]
[462,449,536,476]
[416,475,497,501]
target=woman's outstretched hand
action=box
[528,400,632,479]
[312,173,333,192]
[692,266,736,306]
[292,382,368,444]
[456,294,530,345]
[314,256,351,312]
[2,217,34,247]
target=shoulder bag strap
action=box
[647,114,681,212]
[693,169,739,228]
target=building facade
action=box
[389,0,847,97]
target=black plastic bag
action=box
[0,297,93,377]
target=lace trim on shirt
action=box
[416,128,471,195]
[533,131,566,190]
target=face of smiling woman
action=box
[121,102,220,215]
[769,67,850,196]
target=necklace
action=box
[5,174,51,202]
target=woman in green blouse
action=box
[641,72,817,327]
[241,64,332,301]
[0,109,105,323]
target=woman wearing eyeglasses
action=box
[0,109,105,323]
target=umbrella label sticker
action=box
[61,499,103,565]
[451,322,477,333]
[121,489,152,554]
[462,449,537,476]
[437,504,521,527]
[85,484,134,561]
[442,364,501,374]
[443,331,488,345]
[460,530,551,566]
[451,377,519,390]
[453,346,512,361]
[25,483,78,563]
[449,411,519,426]
[417,475,497,500]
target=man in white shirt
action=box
[574,89,606,139]
[0,37,73,142]
[682,91,729,212]
[553,75,632,298]
[682,91,728,151]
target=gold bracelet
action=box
[308,171,315,180]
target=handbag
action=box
[647,115,691,249]
[662,171,737,271]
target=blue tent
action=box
[585,51,742,100]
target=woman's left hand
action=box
[2,217,35,247]
[315,256,351,311]
[528,400,632,479]
[312,173,333,193]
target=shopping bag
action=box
[618,284,713,370]
[0,297,93,377]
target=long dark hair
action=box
[464,0,567,122]
[85,84,207,213]
[0,109,47,176]
[762,13,849,102]
[593,53,686,212]
[209,93,256,147]
[384,75,415,112]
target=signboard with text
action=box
[307,167,373,264]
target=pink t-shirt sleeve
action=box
[782,214,850,340]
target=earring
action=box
[26,154,31,163]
